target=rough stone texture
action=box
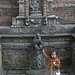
[2,49,30,69]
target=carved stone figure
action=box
[29,33,44,70]
[30,0,40,11]
[32,33,43,51]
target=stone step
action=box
[7,72,69,75]
[2,69,74,75]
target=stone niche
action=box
[15,0,58,26]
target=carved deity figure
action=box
[31,33,43,51]
[29,33,44,70]
[30,0,40,11]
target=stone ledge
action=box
[0,25,74,34]
[0,6,18,9]
[1,42,69,49]
[16,15,57,19]
[0,33,71,38]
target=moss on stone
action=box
[2,60,9,68]
[2,51,5,55]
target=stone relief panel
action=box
[29,0,43,12]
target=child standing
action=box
[43,49,61,75]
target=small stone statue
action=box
[31,33,43,51]
[29,33,45,70]
[30,0,40,11]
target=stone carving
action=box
[30,0,40,11]
[30,19,42,25]
[43,16,48,25]
[25,18,29,26]
[29,33,44,70]
[31,33,43,51]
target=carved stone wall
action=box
[0,25,74,69]
[0,0,75,75]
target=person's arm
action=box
[43,49,49,60]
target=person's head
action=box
[49,50,57,59]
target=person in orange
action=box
[43,49,61,75]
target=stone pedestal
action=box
[26,70,46,75]
[30,11,42,16]
[17,19,24,25]
[48,15,57,25]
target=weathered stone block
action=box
[17,19,24,25]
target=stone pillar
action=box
[0,45,2,75]
[47,0,53,16]
[25,0,29,16]
[71,35,75,72]
[43,0,47,16]
[18,0,25,16]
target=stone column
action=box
[47,0,53,16]
[18,0,25,16]
[43,0,47,16]
[25,0,29,16]
[0,45,2,75]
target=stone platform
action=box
[2,68,75,75]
